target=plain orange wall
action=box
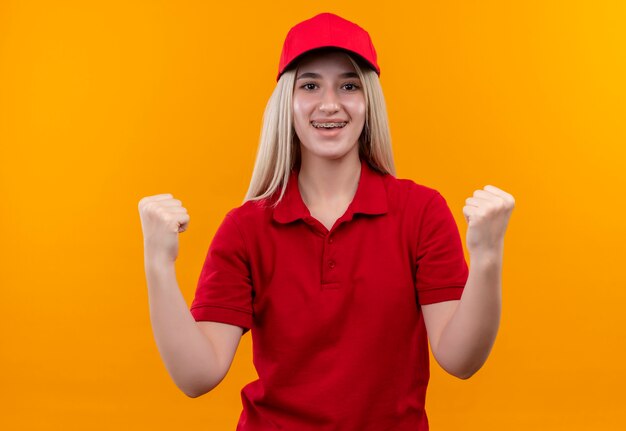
[1,1,625,429]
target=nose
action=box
[318,87,340,114]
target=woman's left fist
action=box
[462,185,515,256]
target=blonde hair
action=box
[243,51,395,206]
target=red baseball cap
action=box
[276,13,380,81]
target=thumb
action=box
[175,214,190,233]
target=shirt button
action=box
[328,237,334,244]
[328,260,336,269]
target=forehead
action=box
[295,50,357,74]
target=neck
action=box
[297,152,362,208]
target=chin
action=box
[301,142,358,161]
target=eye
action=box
[342,82,360,91]
[301,83,317,90]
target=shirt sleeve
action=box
[190,211,253,335]
[415,191,469,305]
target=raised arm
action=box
[139,194,243,397]
[422,185,515,379]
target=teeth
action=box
[311,121,347,128]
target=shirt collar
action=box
[272,158,389,224]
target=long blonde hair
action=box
[243,51,395,206]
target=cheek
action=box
[293,99,310,126]
[292,100,312,142]
[292,103,304,134]
[345,98,366,121]
[292,99,302,119]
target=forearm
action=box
[435,250,503,379]
[144,258,220,397]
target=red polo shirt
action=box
[190,157,469,431]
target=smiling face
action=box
[292,50,366,163]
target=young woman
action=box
[138,12,515,431]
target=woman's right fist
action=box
[138,193,190,264]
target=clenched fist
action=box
[462,185,515,257]
[138,193,190,264]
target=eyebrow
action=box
[296,72,359,80]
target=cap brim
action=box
[278,46,379,81]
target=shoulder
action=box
[223,197,274,229]
[381,172,441,211]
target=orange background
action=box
[1,1,625,429]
